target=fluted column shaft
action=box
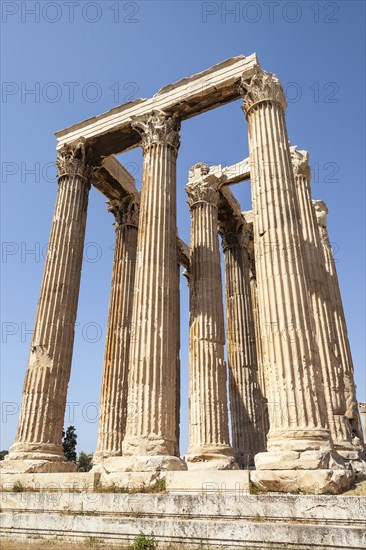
[240,68,331,457]
[313,200,364,448]
[94,195,139,461]
[186,165,235,469]
[222,224,265,467]
[244,212,270,444]
[174,248,181,457]
[250,273,265,395]
[122,111,181,460]
[359,404,366,444]
[291,149,356,456]
[8,140,95,463]
[249,266,270,448]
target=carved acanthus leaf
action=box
[186,163,223,208]
[132,110,180,153]
[108,193,140,228]
[240,65,287,115]
[186,180,221,208]
[219,215,243,249]
[56,137,101,180]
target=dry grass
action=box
[341,474,366,496]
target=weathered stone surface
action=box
[185,163,236,470]
[220,217,265,468]
[239,66,351,492]
[93,455,185,473]
[242,210,270,441]
[360,403,366,444]
[291,146,357,458]
[98,471,161,490]
[0,472,96,492]
[92,155,137,199]
[121,111,183,468]
[313,200,365,456]
[165,470,250,493]
[0,460,76,475]
[55,54,259,155]
[5,139,99,471]
[1,492,365,549]
[254,450,331,470]
[94,194,139,463]
[251,468,354,495]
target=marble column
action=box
[185,163,236,470]
[174,235,182,458]
[5,139,97,472]
[247,242,270,448]
[243,211,269,411]
[313,200,365,453]
[221,220,265,468]
[291,147,358,459]
[240,67,352,493]
[121,110,184,471]
[359,404,366,445]
[94,194,139,466]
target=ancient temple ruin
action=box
[3,54,365,494]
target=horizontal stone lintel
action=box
[55,54,258,155]
[92,156,137,199]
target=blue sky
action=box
[1,0,365,454]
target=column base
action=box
[266,428,332,453]
[185,445,238,470]
[337,455,366,474]
[3,442,75,473]
[250,468,354,494]
[92,455,187,473]
[334,438,365,465]
[122,435,177,457]
[332,415,362,458]
[7,442,67,461]
[336,449,362,460]
[252,448,354,494]
[254,449,333,470]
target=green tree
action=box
[62,425,77,462]
[77,451,93,472]
[0,450,9,461]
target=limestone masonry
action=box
[2,54,365,496]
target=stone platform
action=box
[1,491,365,549]
[0,470,250,493]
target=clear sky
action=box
[1,0,365,454]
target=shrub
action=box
[131,532,156,550]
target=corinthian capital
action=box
[219,216,243,249]
[56,138,100,181]
[240,65,287,115]
[108,193,140,229]
[132,110,181,153]
[185,163,223,209]
[312,200,328,228]
[290,146,311,180]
